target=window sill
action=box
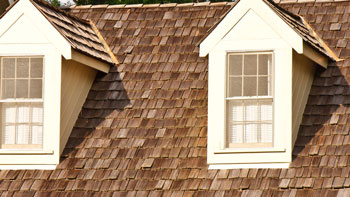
[0,150,54,155]
[214,147,285,154]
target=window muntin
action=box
[226,52,273,148]
[0,57,43,149]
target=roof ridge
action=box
[31,0,90,26]
[70,1,234,9]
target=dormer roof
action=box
[1,0,116,67]
[200,0,339,67]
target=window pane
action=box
[32,126,42,144]
[16,58,29,78]
[17,125,30,144]
[243,77,256,96]
[229,124,243,143]
[17,106,30,122]
[244,55,257,75]
[245,102,258,121]
[258,76,268,96]
[32,105,43,123]
[3,125,15,144]
[2,79,15,99]
[16,79,29,98]
[3,104,16,123]
[229,55,242,75]
[245,124,258,143]
[30,58,43,78]
[30,79,42,98]
[228,77,242,97]
[2,58,15,78]
[260,101,273,121]
[261,124,272,143]
[259,54,271,75]
[228,101,243,121]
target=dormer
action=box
[200,0,339,168]
[0,0,116,169]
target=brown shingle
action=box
[2,0,350,195]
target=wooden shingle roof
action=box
[31,0,114,65]
[2,1,350,195]
[265,0,339,61]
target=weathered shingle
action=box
[1,0,350,195]
[30,0,114,65]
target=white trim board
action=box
[209,163,290,169]
[0,165,57,170]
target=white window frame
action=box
[207,39,293,167]
[225,52,274,148]
[0,56,44,150]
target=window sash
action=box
[226,52,272,98]
[1,102,43,148]
[0,57,43,100]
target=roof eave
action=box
[303,43,329,69]
[71,49,110,73]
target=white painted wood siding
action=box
[292,51,316,146]
[60,59,97,154]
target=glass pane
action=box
[261,124,272,143]
[244,55,257,75]
[228,77,242,97]
[245,124,258,143]
[32,126,42,144]
[229,55,242,75]
[259,54,271,75]
[258,77,269,96]
[2,58,15,78]
[3,125,15,144]
[17,106,30,123]
[17,125,30,144]
[16,58,29,78]
[32,105,43,123]
[30,58,43,78]
[30,79,42,98]
[16,79,29,98]
[2,79,15,99]
[3,104,16,123]
[260,101,273,121]
[229,124,243,143]
[243,77,256,96]
[229,101,243,121]
[245,101,258,121]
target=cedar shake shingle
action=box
[1,0,350,195]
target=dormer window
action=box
[0,57,43,149]
[226,52,273,148]
[200,0,335,168]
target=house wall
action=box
[60,59,97,154]
[292,51,316,146]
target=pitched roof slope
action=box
[1,1,350,196]
[30,0,114,64]
[264,0,339,61]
